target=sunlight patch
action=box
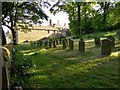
[85,39,94,43]
[24,52,35,56]
[111,51,118,57]
[40,48,47,52]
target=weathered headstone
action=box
[107,36,115,47]
[33,42,36,46]
[30,42,33,46]
[79,38,85,52]
[37,42,39,46]
[94,37,101,47]
[53,40,56,48]
[56,40,58,45]
[45,41,48,47]
[39,41,42,47]
[116,30,120,40]
[49,41,52,48]
[101,39,112,56]
[59,38,62,43]
[69,39,74,50]
[63,39,66,49]
[65,39,68,46]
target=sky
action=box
[41,2,69,26]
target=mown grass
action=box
[14,31,119,88]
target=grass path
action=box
[14,35,119,88]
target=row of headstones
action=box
[62,36,115,56]
[30,35,115,56]
[30,37,65,48]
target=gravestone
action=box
[65,39,68,46]
[56,40,58,45]
[37,42,39,46]
[45,41,48,47]
[117,30,120,40]
[59,38,62,43]
[53,40,56,48]
[39,41,42,47]
[63,39,66,49]
[49,41,52,48]
[69,39,74,50]
[107,36,115,47]
[94,37,101,47]
[79,38,85,52]
[30,42,33,46]
[33,42,36,46]
[101,39,112,56]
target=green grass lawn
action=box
[14,31,119,88]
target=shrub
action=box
[10,47,33,87]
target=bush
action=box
[10,47,33,87]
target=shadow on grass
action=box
[14,41,119,88]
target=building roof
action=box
[32,25,59,31]
[32,24,69,31]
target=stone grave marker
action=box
[33,42,36,46]
[49,41,52,48]
[69,39,74,50]
[39,41,42,47]
[45,40,48,47]
[30,42,33,46]
[56,40,58,45]
[101,39,112,56]
[79,38,85,52]
[107,36,115,47]
[60,37,62,43]
[94,37,101,47]
[63,39,66,49]
[37,42,39,46]
[53,40,56,48]
[65,38,68,46]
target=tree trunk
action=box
[2,28,6,46]
[103,2,107,32]
[77,3,81,35]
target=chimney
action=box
[49,19,52,26]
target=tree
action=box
[50,1,120,35]
[2,1,50,45]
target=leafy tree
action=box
[50,1,120,35]
[2,2,50,45]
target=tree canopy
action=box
[2,1,50,44]
[50,1,120,35]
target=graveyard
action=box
[13,30,119,88]
[1,1,120,89]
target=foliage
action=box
[2,1,50,44]
[10,47,33,87]
[50,2,120,35]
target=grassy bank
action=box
[14,31,119,88]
